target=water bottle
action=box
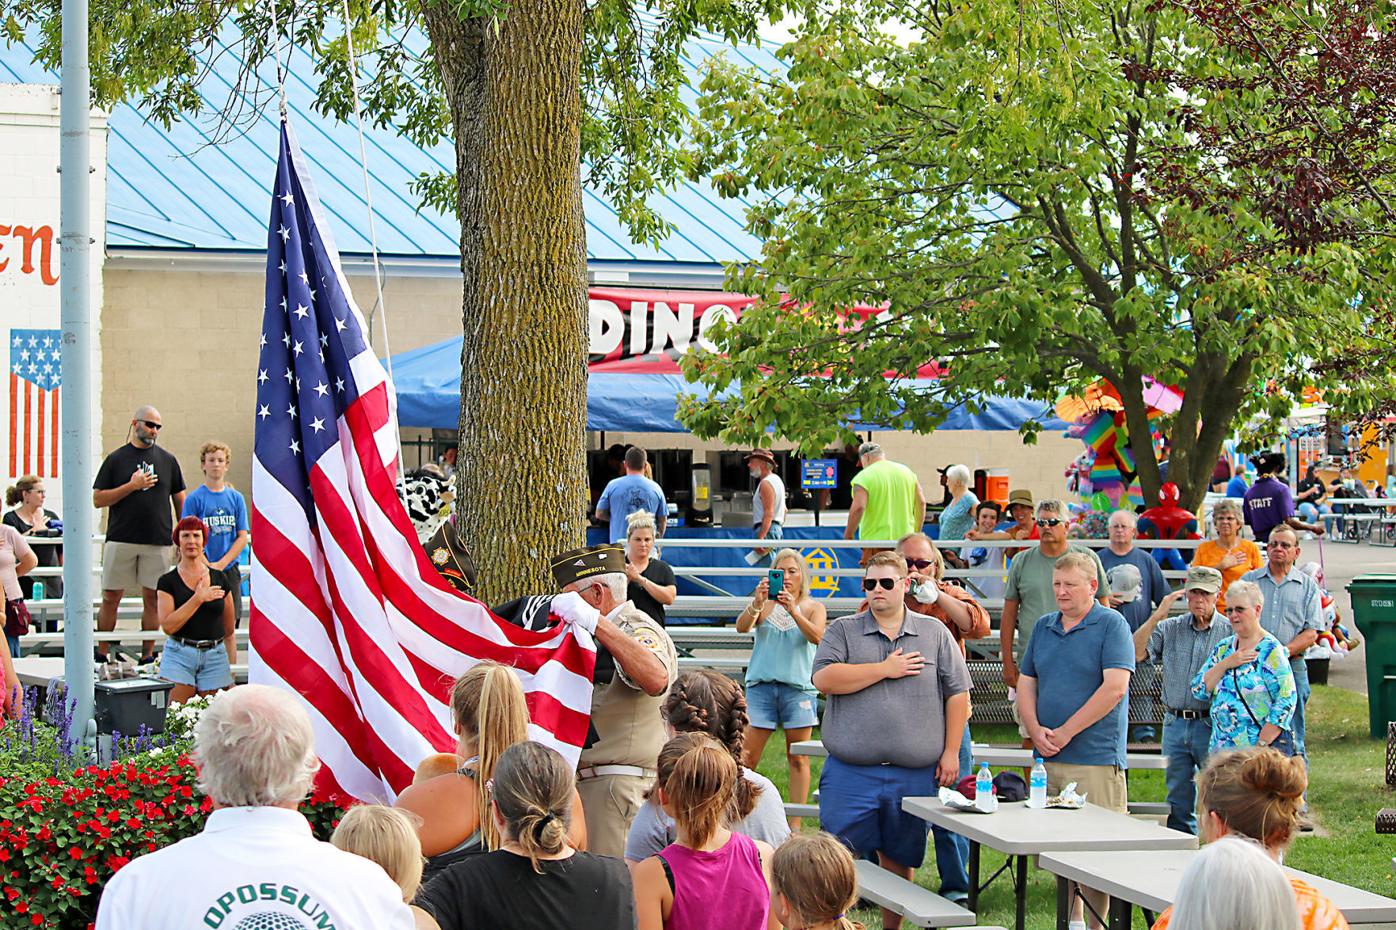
[975,762,994,812]
[1029,757,1048,809]
[32,580,45,601]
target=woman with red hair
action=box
[155,515,234,701]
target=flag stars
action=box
[309,417,326,433]
[279,261,287,275]
[298,271,309,285]
[290,439,301,455]
[284,367,294,384]
[335,377,345,393]
[259,333,267,348]
[287,404,298,420]
[258,404,270,420]
[319,334,328,348]
[257,369,269,385]
[294,304,309,320]
[282,332,291,347]
[314,381,329,398]
[293,340,304,357]
[278,225,290,242]
[334,317,347,333]
[280,192,294,207]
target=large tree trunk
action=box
[423,0,590,603]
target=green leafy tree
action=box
[2,0,786,599]
[681,0,1392,508]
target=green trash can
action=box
[1349,574,1396,738]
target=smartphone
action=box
[767,568,784,594]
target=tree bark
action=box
[424,0,590,603]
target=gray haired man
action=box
[1131,565,1231,834]
[96,686,414,929]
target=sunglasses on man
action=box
[1035,518,1065,528]
[862,577,899,591]
[904,558,936,571]
[139,420,162,430]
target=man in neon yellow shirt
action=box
[844,442,927,565]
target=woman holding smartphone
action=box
[736,549,826,827]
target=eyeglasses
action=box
[1036,518,1065,528]
[862,577,898,591]
[139,420,162,430]
[904,558,936,571]
[1266,541,1296,550]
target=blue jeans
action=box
[5,633,18,659]
[930,722,974,896]
[1162,716,1212,834]
[1291,660,1310,759]
[1297,502,1330,525]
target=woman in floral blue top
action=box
[1192,580,1298,754]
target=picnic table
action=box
[1039,849,1396,929]
[901,797,1196,930]
[791,740,1169,771]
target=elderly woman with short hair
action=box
[1192,580,1298,754]
[937,464,979,543]
[1192,499,1263,609]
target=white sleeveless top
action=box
[753,473,788,527]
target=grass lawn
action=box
[750,685,1396,929]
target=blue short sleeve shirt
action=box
[1020,604,1135,768]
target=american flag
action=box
[249,121,598,803]
[9,328,61,478]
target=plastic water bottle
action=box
[32,580,45,601]
[1029,757,1048,809]
[975,762,994,812]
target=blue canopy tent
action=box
[386,335,1066,432]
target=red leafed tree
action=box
[1149,0,1396,438]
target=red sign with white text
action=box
[587,287,944,377]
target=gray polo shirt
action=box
[812,609,972,769]
[1242,566,1322,666]
[1146,611,1231,712]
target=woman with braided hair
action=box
[625,670,790,862]
[416,742,634,930]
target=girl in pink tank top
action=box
[633,733,775,930]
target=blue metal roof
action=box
[0,26,778,264]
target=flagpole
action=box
[59,0,95,748]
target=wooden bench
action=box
[852,859,977,928]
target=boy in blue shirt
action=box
[182,441,249,662]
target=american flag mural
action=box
[9,328,61,478]
[249,120,598,803]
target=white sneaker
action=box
[1068,922,1088,930]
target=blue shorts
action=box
[819,755,938,869]
[159,637,233,691]
[746,681,819,730]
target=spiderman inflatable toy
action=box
[1137,482,1200,570]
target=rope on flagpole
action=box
[341,2,392,367]
[268,0,290,119]
[342,0,404,468]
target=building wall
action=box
[100,266,464,495]
[101,264,1082,512]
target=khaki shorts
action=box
[102,542,174,592]
[1045,762,1127,814]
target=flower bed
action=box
[0,691,347,929]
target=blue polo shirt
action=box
[1020,604,1135,768]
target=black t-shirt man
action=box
[93,442,186,545]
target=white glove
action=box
[552,591,600,635]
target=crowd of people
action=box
[0,426,1370,928]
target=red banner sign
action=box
[587,287,942,376]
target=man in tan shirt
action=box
[551,544,677,857]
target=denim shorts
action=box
[159,637,232,691]
[820,755,938,869]
[746,681,819,730]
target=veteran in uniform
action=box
[551,544,678,857]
